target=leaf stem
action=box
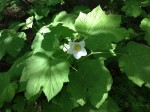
[70,65,78,71]
[88,51,128,56]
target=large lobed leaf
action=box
[119,42,150,88]
[20,53,69,101]
[75,5,128,51]
[68,59,112,108]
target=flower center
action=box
[74,44,81,51]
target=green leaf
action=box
[52,11,77,30]
[85,27,128,51]
[0,30,25,59]
[41,32,59,52]
[29,5,50,20]
[0,0,9,13]
[22,16,34,30]
[31,33,53,56]
[0,73,18,106]
[8,52,31,80]
[141,0,150,7]
[119,42,150,88]
[75,5,128,50]
[98,97,120,112]
[140,18,150,45]
[68,59,112,108]
[43,88,74,112]
[74,97,120,112]
[13,96,26,112]
[20,53,69,101]
[32,25,74,57]
[75,5,125,35]
[122,0,142,17]
[85,34,112,51]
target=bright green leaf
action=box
[119,42,150,88]
[75,5,123,35]
[22,16,34,30]
[140,18,150,45]
[52,11,77,30]
[20,53,69,101]
[75,5,128,49]
[68,59,112,108]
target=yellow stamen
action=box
[74,44,81,51]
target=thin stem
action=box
[88,51,128,56]
[70,65,78,71]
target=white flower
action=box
[67,41,87,59]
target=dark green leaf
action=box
[122,0,142,17]
[68,59,112,108]
[119,42,150,88]
[0,73,18,106]
[0,30,25,59]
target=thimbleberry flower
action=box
[67,41,87,59]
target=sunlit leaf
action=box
[140,18,150,45]
[20,53,69,101]
[75,5,128,51]
[52,11,77,30]
[22,16,34,30]
[75,5,125,35]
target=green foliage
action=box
[75,5,127,38]
[122,0,143,17]
[68,59,112,108]
[140,18,150,45]
[119,42,150,88]
[0,0,150,111]
[0,73,17,107]
[20,53,69,101]
[0,30,25,59]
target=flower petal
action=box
[63,43,70,52]
[78,48,87,56]
[79,41,85,47]
[73,52,82,59]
